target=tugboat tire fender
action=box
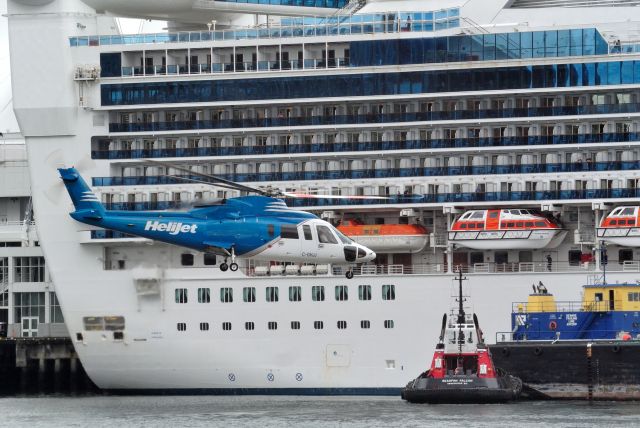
[501,347,510,356]
[612,345,621,353]
[533,347,543,356]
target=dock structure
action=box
[0,337,97,394]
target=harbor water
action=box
[1,396,639,427]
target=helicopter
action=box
[58,166,377,278]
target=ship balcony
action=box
[107,104,640,134]
[92,160,640,186]
[120,58,350,77]
[92,133,640,160]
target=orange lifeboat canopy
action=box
[337,220,429,253]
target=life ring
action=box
[501,347,510,356]
[549,320,558,330]
[534,347,543,356]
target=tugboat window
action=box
[335,285,349,301]
[220,287,233,303]
[358,285,372,300]
[175,288,188,304]
[312,286,325,301]
[266,286,279,302]
[243,287,256,302]
[198,288,210,303]
[382,284,396,300]
[289,286,302,302]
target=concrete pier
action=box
[0,337,97,395]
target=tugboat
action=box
[402,271,522,404]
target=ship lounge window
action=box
[198,288,210,303]
[303,225,313,240]
[358,285,372,301]
[619,249,633,264]
[220,287,233,303]
[83,317,104,331]
[281,224,299,239]
[382,284,396,301]
[384,320,395,329]
[175,288,188,304]
[181,253,194,266]
[266,286,279,302]
[628,292,640,302]
[268,321,278,330]
[245,322,255,330]
[104,316,125,331]
[361,320,371,329]
[204,253,216,266]
[335,285,349,301]
[199,322,209,331]
[312,286,325,301]
[291,321,301,330]
[317,225,338,244]
[314,321,324,330]
[337,320,347,329]
[177,323,186,331]
[222,322,232,331]
[289,286,302,302]
[243,287,256,302]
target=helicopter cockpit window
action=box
[317,225,338,244]
[303,225,313,240]
[281,224,299,239]
[332,226,353,244]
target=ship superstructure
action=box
[6,0,640,392]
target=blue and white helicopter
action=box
[58,166,376,277]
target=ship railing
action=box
[69,10,460,47]
[511,299,622,313]
[495,328,636,343]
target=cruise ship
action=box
[6,0,640,393]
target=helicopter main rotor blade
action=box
[166,175,242,192]
[281,192,389,200]
[144,159,268,196]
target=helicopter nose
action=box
[357,246,376,262]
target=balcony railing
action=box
[107,104,640,134]
[92,132,640,160]
[92,160,640,187]
[70,10,460,47]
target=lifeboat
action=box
[448,209,567,250]
[401,272,522,404]
[596,206,640,246]
[337,219,428,253]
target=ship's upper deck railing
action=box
[69,10,460,47]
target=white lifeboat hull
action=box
[448,229,567,250]
[349,235,428,253]
[596,228,640,247]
